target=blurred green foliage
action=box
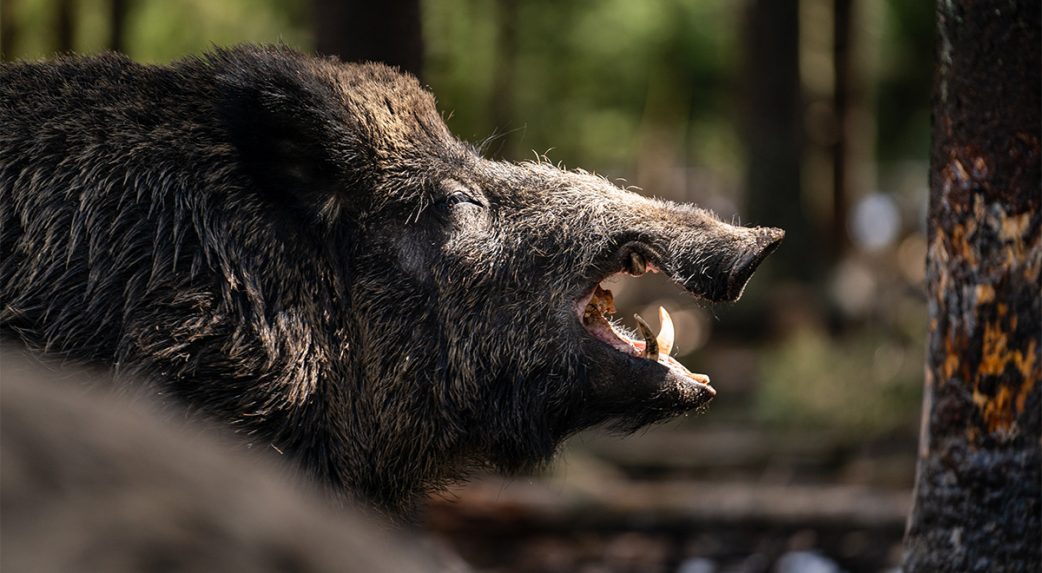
[756,323,925,436]
[6,0,309,61]
[4,0,930,173]
[426,0,742,175]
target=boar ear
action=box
[219,67,343,205]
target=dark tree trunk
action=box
[56,0,75,53]
[489,0,518,159]
[1,0,15,60]
[904,2,1041,572]
[311,0,424,80]
[741,0,812,281]
[109,0,127,53]
[830,0,852,259]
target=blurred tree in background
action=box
[741,0,807,282]
[312,0,424,78]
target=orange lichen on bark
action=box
[1000,212,1031,241]
[1014,341,1038,412]
[974,385,1017,436]
[932,188,1041,439]
[974,284,995,304]
[943,352,960,381]
[971,319,1040,436]
[933,157,1040,437]
[950,223,977,266]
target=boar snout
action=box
[649,212,783,303]
[721,226,784,301]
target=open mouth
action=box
[575,270,715,396]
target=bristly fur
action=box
[0,45,780,515]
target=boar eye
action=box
[440,189,482,209]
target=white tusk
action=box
[657,306,675,356]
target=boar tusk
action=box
[657,306,674,356]
[633,313,658,362]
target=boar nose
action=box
[657,221,783,303]
[725,227,784,301]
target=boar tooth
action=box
[657,306,675,356]
[633,313,658,361]
[627,252,647,276]
[688,372,712,386]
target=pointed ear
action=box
[219,62,343,204]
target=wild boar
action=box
[0,45,782,514]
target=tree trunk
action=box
[56,0,75,53]
[830,0,852,259]
[489,0,518,159]
[741,0,812,281]
[311,0,424,80]
[904,2,1041,572]
[109,0,127,53]
[1,0,15,60]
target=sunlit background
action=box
[2,1,933,571]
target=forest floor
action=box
[422,427,914,573]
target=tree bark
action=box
[904,2,1041,572]
[311,0,424,80]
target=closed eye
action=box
[440,189,484,209]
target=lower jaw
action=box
[575,337,717,431]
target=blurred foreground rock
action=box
[0,355,466,573]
